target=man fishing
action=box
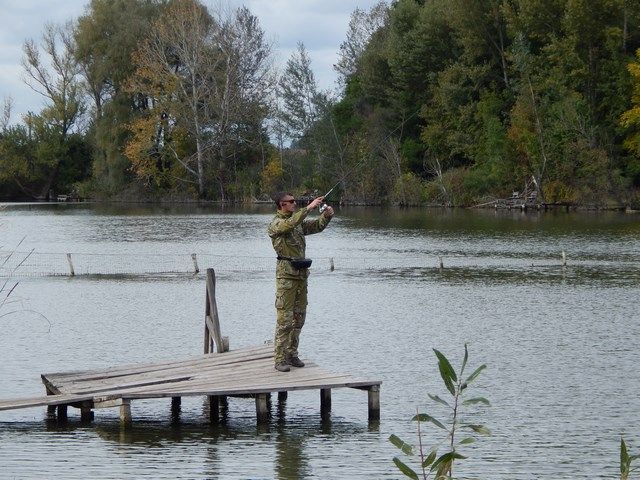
[268,192,334,372]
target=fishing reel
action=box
[319,203,329,213]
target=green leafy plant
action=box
[621,437,639,480]
[390,344,490,479]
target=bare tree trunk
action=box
[527,79,547,202]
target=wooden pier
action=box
[0,269,381,426]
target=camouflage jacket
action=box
[268,208,332,279]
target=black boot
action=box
[288,357,305,368]
[275,362,290,372]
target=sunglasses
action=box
[281,199,296,205]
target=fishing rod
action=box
[317,107,422,212]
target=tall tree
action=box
[334,2,389,85]
[125,0,274,199]
[22,22,85,199]
[74,0,165,194]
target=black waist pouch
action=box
[291,258,312,269]
[279,256,312,269]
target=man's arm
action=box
[302,206,334,235]
[268,208,308,238]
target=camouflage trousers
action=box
[274,278,307,364]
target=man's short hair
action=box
[273,191,293,208]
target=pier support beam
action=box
[119,400,132,428]
[320,388,331,419]
[57,405,68,421]
[171,396,181,412]
[255,393,269,424]
[80,405,94,423]
[367,385,380,421]
[278,391,288,403]
[209,395,220,424]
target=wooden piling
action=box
[80,405,94,422]
[320,388,331,419]
[57,404,68,421]
[171,396,181,412]
[119,400,132,428]
[191,254,199,274]
[329,258,335,271]
[255,393,269,423]
[209,395,220,424]
[367,385,380,421]
[438,256,444,270]
[278,391,288,403]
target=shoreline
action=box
[1,198,637,213]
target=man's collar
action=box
[276,209,292,218]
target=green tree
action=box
[22,22,85,199]
[126,0,274,199]
[74,0,164,196]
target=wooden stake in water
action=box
[330,257,335,271]
[66,253,75,276]
[562,251,567,267]
[438,256,444,270]
[191,253,199,274]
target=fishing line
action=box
[318,107,422,210]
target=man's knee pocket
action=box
[275,279,295,310]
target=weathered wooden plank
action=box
[0,393,94,411]
[98,364,350,395]
[53,356,281,394]
[45,344,273,381]
[107,373,380,398]
[1,377,380,413]
[118,378,381,400]
[97,364,380,396]
[93,397,125,409]
[44,352,275,392]
[43,345,273,384]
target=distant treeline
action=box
[2,0,640,207]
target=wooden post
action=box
[562,251,567,267]
[255,393,269,424]
[80,405,94,422]
[209,396,220,424]
[438,256,444,270]
[171,396,181,412]
[191,253,199,274]
[45,386,57,417]
[203,314,211,355]
[120,400,132,428]
[368,385,380,421]
[205,268,226,354]
[320,388,331,419]
[66,253,75,276]
[278,391,288,403]
[329,258,335,271]
[57,404,68,421]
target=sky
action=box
[0,0,383,124]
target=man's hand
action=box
[306,196,324,211]
[322,205,334,218]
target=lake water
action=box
[1,203,639,479]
